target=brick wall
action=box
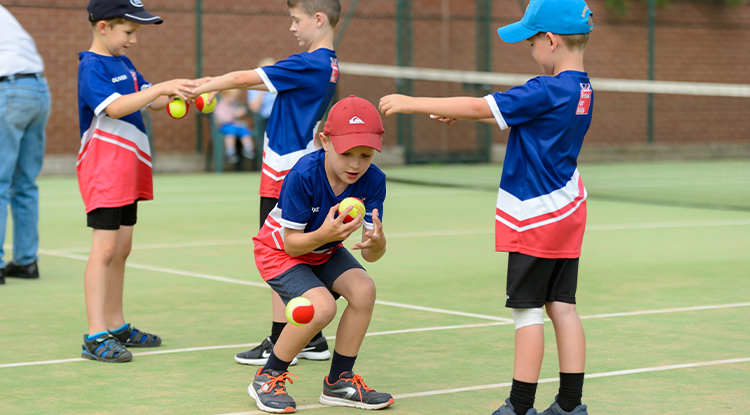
[6,0,749,157]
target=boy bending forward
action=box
[380,0,594,414]
[249,96,394,413]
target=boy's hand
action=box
[379,94,414,117]
[156,79,197,101]
[320,204,362,242]
[430,114,456,125]
[352,209,385,251]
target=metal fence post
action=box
[396,0,414,163]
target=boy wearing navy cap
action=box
[248,96,393,413]
[77,0,197,363]
[380,0,594,414]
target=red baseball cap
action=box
[323,96,384,154]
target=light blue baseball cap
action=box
[497,0,594,43]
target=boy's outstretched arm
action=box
[379,94,493,121]
[352,209,386,262]
[105,79,197,119]
[191,70,269,102]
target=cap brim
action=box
[124,11,163,25]
[497,22,538,43]
[330,134,383,154]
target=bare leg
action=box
[330,268,376,357]
[546,301,585,373]
[273,286,336,362]
[84,229,118,335]
[104,225,133,330]
[512,323,545,383]
[271,290,286,322]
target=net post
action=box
[396,0,414,163]
[476,0,492,163]
[647,0,655,145]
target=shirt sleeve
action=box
[254,54,308,95]
[484,77,549,130]
[277,170,313,230]
[79,57,121,116]
[363,176,386,230]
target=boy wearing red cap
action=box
[248,96,393,413]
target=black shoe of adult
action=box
[1,268,5,285]
[4,261,39,279]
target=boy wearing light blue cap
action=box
[380,0,593,414]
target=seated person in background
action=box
[213,89,254,164]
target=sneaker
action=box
[235,337,298,366]
[109,324,162,348]
[297,336,331,361]
[247,368,297,413]
[4,261,39,279]
[81,333,132,363]
[319,371,394,410]
[538,395,588,415]
[227,153,239,164]
[242,147,255,159]
[492,398,538,415]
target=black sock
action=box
[262,350,291,374]
[509,379,537,415]
[557,372,584,412]
[310,331,324,342]
[270,321,286,344]
[328,350,357,382]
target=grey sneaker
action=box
[247,368,297,413]
[297,336,331,361]
[319,371,394,410]
[539,395,588,415]
[234,337,299,366]
[492,398,538,415]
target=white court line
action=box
[38,217,750,253]
[214,357,750,415]
[4,302,750,370]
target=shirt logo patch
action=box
[311,207,320,213]
[349,116,365,125]
[130,0,144,7]
[111,75,128,83]
[576,83,592,115]
[330,58,339,83]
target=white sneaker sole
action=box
[235,355,298,366]
[248,384,296,413]
[296,350,331,361]
[319,393,394,410]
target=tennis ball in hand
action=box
[195,93,217,114]
[167,97,189,119]
[338,197,366,223]
[286,297,314,326]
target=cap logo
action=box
[582,5,589,17]
[131,0,144,7]
[349,116,365,125]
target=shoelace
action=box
[262,372,298,396]
[344,374,373,402]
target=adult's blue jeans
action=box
[0,74,50,268]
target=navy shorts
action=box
[87,202,137,230]
[266,248,364,304]
[505,252,579,308]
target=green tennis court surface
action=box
[1,166,749,414]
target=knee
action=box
[545,302,578,322]
[113,241,132,261]
[348,278,376,311]
[310,298,337,329]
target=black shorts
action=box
[86,202,138,230]
[259,197,277,229]
[505,252,579,308]
[265,248,365,304]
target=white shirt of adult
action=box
[0,5,45,77]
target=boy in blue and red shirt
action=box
[192,0,341,368]
[77,0,198,363]
[380,0,594,413]
[248,96,393,413]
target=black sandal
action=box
[109,324,162,348]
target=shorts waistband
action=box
[0,73,43,83]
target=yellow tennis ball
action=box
[167,97,189,119]
[286,297,314,326]
[195,93,217,114]
[338,197,365,223]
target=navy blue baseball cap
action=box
[497,0,593,43]
[87,0,163,25]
